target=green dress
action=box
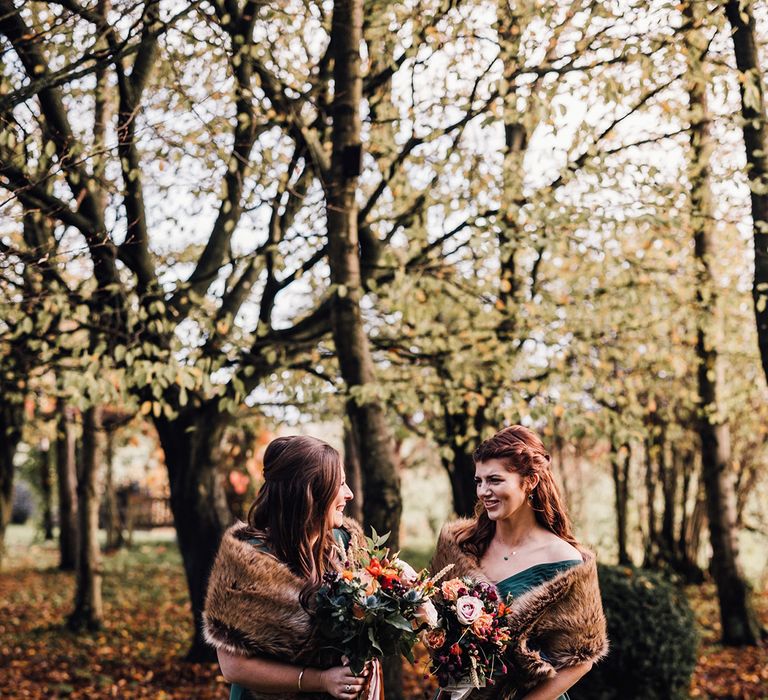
[228,528,352,700]
[496,560,582,700]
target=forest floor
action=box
[1,527,766,699]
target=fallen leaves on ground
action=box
[0,535,224,699]
[688,583,768,700]
[1,535,766,698]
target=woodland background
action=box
[1,0,768,697]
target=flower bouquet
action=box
[426,577,512,700]
[314,530,443,697]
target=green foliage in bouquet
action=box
[314,530,439,675]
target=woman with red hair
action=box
[431,425,608,700]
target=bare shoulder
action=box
[538,531,583,563]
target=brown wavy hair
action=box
[456,425,577,558]
[247,435,343,606]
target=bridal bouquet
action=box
[426,577,513,699]
[314,530,442,679]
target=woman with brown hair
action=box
[204,435,369,700]
[431,425,608,700]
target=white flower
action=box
[455,595,484,625]
[397,560,419,584]
[414,599,439,627]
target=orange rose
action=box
[440,578,464,601]
[425,628,447,649]
[342,570,355,581]
[471,612,494,638]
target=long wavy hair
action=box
[247,435,343,606]
[456,425,577,558]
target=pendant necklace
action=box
[503,547,521,561]
[499,535,530,561]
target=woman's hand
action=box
[320,664,368,699]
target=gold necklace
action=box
[497,536,529,561]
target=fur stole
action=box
[203,517,365,700]
[431,519,609,699]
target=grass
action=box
[1,524,767,699]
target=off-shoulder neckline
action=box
[493,558,582,587]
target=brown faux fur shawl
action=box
[203,517,366,700]
[431,519,609,699]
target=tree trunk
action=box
[659,437,677,565]
[610,438,631,566]
[685,493,707,583]
[0,401,24,568]
[343,422,364,523]
[675,446,705,582]
[551,417,571,506]
[40,441,55,541]
[154,403,232,662]
[642,436,658,567]
[697,419,760,643]
[734,454,760,528]
[68,406,105,631]
[56,400,79,570]
[440,402,484,518]
[103,430,123,551]
[444,446,477,519]
[496,1,527,315]
[678,448,693,559]
[327,0,401,546]
[724,0,768,386]
[685,4,761,643]
[328,3,402,695]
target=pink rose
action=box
[441,578,464,601]
[455,595,484,625]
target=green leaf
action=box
[384,614,412,632]
[367,627,382,654]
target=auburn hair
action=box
[456,425,577,558]
[247,435,343,607]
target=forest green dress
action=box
[495,560,583,700]
[228,528,352,700]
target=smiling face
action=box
[328,467,354,528]
[474,459,535,522]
